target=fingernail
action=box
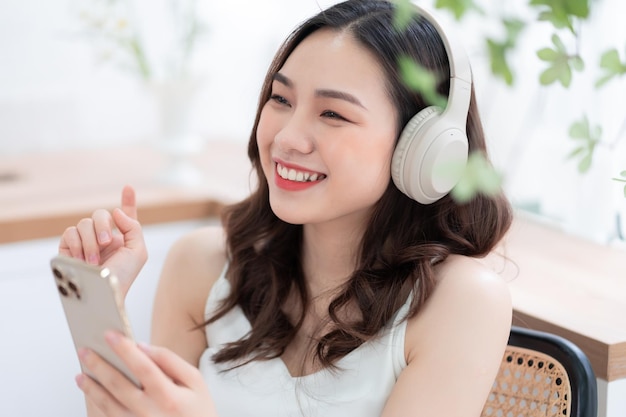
[98,231,111,244]
[75,374,85,388]
[87,254,99,265]
[105,331,121,346]
[138,342,151,354]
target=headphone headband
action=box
[391,4,473,204]
[414,5,472,123]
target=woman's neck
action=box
[301,218,365,300]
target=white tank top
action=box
[198,267,410,417]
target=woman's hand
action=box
[77,333,218,417]
[58,185,147,298]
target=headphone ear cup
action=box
[392,106,468,204]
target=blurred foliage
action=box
[393,0,626,203]
[614,171,626,198]
[537,34,584,87]
[530,0,589,33]
[434,0,482,19]
[398,55,448,108]
[74,0,208,81]
[451,152,503,203]
[596,48,626,87]
[567,115,601,173]
[487,19,525,86]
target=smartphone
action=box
[50,255,141,388]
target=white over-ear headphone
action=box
[391,5,472,204]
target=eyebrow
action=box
[272,72,367,109]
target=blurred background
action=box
[1,1,625,415]
[1,0,625,242]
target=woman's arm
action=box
[382,255,512,417]
[76,226,226,417]
[150,225,228,364]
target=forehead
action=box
[278,29,389,99]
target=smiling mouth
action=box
[276,163,327,183]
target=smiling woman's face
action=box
[256,28,398,229]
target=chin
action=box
[268,202,307,226]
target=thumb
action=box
[112,207,145,250]
[139,344,203,389]
[121,185,138,220]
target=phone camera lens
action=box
[68,280,81,299]
[57,284,69,297]
[53,267,63,280]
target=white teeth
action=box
[276,163,324,183]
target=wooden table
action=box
[2,141,625,387]
[0,141,253,244]
[484,216,626,383]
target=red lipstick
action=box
[273,162,325,191]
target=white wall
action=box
[1,0,625,238]
[0,220,208,417]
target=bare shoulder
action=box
[381,255,512,416]
[406,254,512,360]
[162,224,228,284]
[158,224,228,320]
[432,254,511,309]
[151,224,227,364]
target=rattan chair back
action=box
[481,326,597,417]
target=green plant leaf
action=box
[537,35,583,87]
[537,10,573,31]
[566,146,586,158]
[558,63,572,87]
[611,170,626,198]
[434,0,480,20]
[595,48,626,87]
[600,49,624,72]
[451,152,502,203]
[398,56,448,108]
[503,19,525,45]
[531,0,587,32]
[539,65,562,85]
[564,0,590,18]
[537,47,559,61]
[570,55,584,71]
[568,116,589,139]
[392,0,414,31]
[567,116,601,173]
[578,153,593,173]
[551,34,567,53]
[487,39,514,85]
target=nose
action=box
[273,110,315,155]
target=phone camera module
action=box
[53,267,81,299]
[68,280,81,299]
[57,284,69,297]
[53,267,63,280]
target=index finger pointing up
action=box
[121,185,138,220]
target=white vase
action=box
[148,77,205,186]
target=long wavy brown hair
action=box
[205,0,512,370]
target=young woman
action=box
[59,1,513,416]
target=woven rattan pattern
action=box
[481,346,572,417]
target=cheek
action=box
[256,105,274,149]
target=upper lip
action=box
[273,158,325,175]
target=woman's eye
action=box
[321,110,347,121]
[270,94,290,106]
